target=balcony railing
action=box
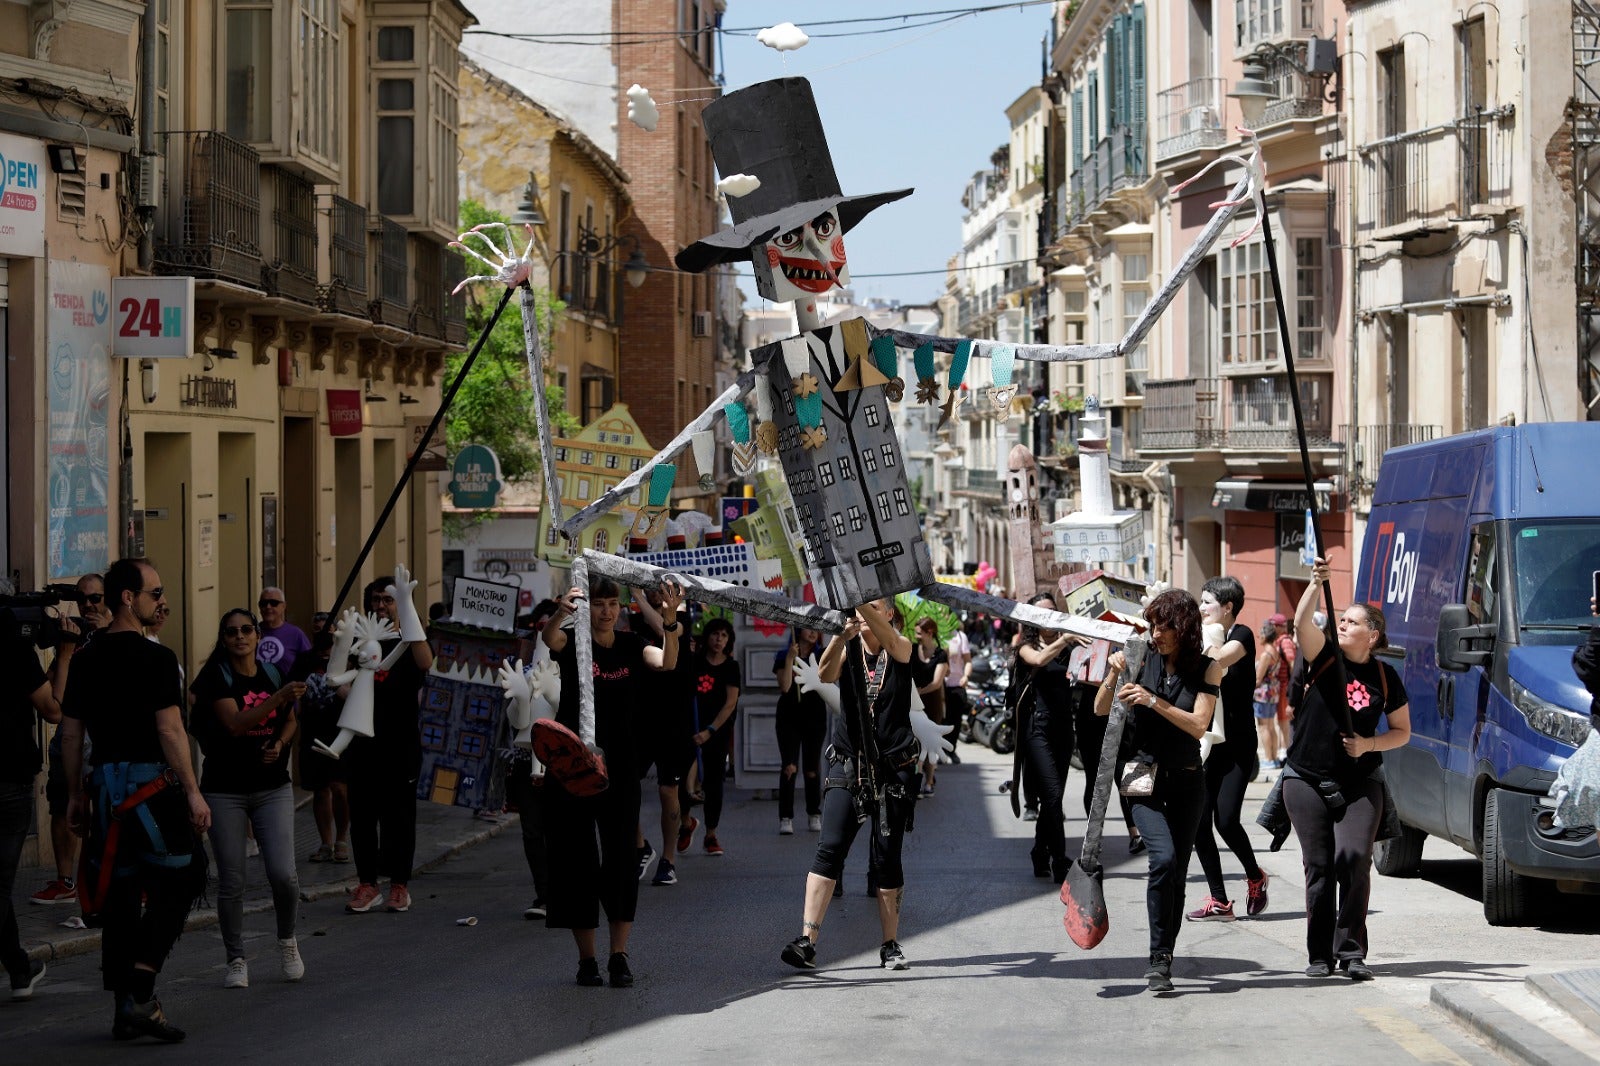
[152,131,262,289]
[1245,53,1329,128]
[321,195,368,317]
[1139,374,1335,452]
[369,217,409,327]
[1155,78,1227,160]
[1064,123,1148,232]
[1343,423,1440,489]
[1359,105,1515,229]
[1002,264,1031,294]
[410,237,445,340]
[264,168,318,306]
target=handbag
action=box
[1119,757,1158,797]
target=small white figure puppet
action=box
[497,658,561,750]
[313,564,429,760]
[1199,621,1229,762]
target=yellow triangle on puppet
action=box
[835,352,892,392]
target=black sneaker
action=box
[781,936,817,969]
[636,840,657,882]
[608,952,634,988]
[523,899,546,920]
[879,940,910,971]
[113,995,186,1042]
[575,957,604,987]
[1305,960,1333,978]
[651,860,677,886]
[1342,959,1375,982]
[9,959,45,1000]
[1144,952,1173,993]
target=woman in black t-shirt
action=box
[1096,590,1223,993]
[1017,593,1089,884]
[775,627,828,833]
[910,618,949,799]
[782,598,919,973]
[1283,558,1411,981]
[687,619,741,856]
[190,608,307,989]
[541,576,682,989]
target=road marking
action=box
[1359,1006,1473,1064]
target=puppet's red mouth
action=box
[777,254,845,292]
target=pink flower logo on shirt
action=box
[1346,679,1370,712]
[697,675,715,694]
[243,690,271,711]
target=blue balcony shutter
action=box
[1088,70,1100,148]
[1130,5,1147,131]
[1072,88,1084,164]
[1105,17,1122,129]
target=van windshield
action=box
[1512,520,1600,643]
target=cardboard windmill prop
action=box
[496,71,1268,940]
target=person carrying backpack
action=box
[189,608,307,990]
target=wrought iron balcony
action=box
[1342,423,1440,489]
[263,168,318,306]
[1358,105,1515,230]
[1155,78,1228,161]
[368,216,409,328]
[1241,53,1329,128]
[1139,373,1336,453]
[1064,123,1148,231]
[410,237,445,340]
[321,195,368,317]
[152,131,262,289]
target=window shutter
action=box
[1106,16,1123,129]
[1088,70,1100,148]
[1071,88,1084,165]
[1130,4,1147,133]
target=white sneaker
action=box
[245,838,260,858]
[224,957,249,989]
[807,814,822,832]
[778,818,794,835]
[279,938,305,982]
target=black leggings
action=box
[776,706,825,820]
[1023,704,1074,865]
[1283,775,1383,965]
[809,765,918,890]
[348,769,419,887]
[1127,765,1206,957]
[682,726,732,831]
[545,777,643,929]
[505,770,548,902]
[1193,747,1263,901]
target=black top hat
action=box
[675,78,912,275]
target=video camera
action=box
[0,584,82,649]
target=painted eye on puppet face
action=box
[810,212,837,238]
[774,226,803,250]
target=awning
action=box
[1212,479,1333,513]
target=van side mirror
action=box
[1437,603,1493,671]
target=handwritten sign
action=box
[451,576,517,632]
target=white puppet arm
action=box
[498,659,534,731]
[328,609,359,672]
[792,656,841,716]
[388,563,428,644]
[910,708,955,766]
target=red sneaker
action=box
[345,883,382,913]
[1185,896,1235,922]
[30,879,77,905]
[384,884,412,913]
[676,816,698,854]
[704,834,724,857]
[1246,870,1269,917]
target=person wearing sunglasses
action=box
[61,558,208,1042]
[255,588,311,677]
[189,608,307,990]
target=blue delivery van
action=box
[1354,423,1600,925]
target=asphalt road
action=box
[4,745,1596,1065]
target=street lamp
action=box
[1227,57,1277,126]
[574,223,651,290]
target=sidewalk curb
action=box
[25,815,513,965]
[1430,981,1589,1066]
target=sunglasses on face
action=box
[224,624,257,637]
[259,598,283,608]
[79,593,104,605]
[140,587,164,600]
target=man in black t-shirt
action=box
[629,587,696,886]
[1,629,61,1001]
[62,558,207,1042]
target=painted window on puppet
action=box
[458,733,487,758]
[466,693,495,721]
[865,404,880,427]
[832,513,846,537]
[861,448,878,474]
[422,723,446,751]
[881,444,897,469]
[876,493,892,522]
[818,461,834,487]
[848,506,865,532]
[838,456,854,481]
[894,488,911,516]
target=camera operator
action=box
[2,601,76,1001]
[31,574,110,907]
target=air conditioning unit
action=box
[692,310,712,337]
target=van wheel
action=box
[1482,789,1533,926]
[1374,823,1425,877]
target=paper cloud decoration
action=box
[716,173,762,198]
[626,84,659,132]
[756,22,809,51]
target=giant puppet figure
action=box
[456,69,1272,949]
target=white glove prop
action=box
[498,658,534,731]
[529,660,562,713]
[792,656,841,716]
[328,608,360,677]
[910,708,955,766]
[388,563,428,643]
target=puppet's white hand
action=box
[910,709,955,765]
[793,657,841,716]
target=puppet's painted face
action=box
[752,209,850,303]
